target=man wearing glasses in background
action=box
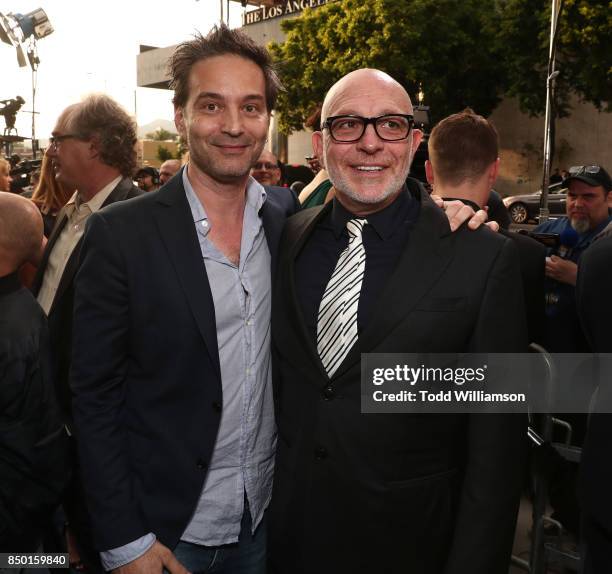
[250,149,283,186]
[268,68,528,574]
[32,94,141,573]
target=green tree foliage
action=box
[270,0,610,132]
[146,128,177,141]
[157,145,174,162]
[270,0,506,133]
[497,0,611,118]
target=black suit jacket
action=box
[499,229,546,346]
[444,197,546,346]
[576,236,612,573]
[269,188,528,574]
[31,177,142,422]
[70,171,299,551]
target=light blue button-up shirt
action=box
[101,170,276,569]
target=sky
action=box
[0,0,245,143]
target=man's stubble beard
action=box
[187,129,266,183]
[323,141,415,206]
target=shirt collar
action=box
[73,175,122,213]
[0,271,21,296]
[182,167,267,235]
[329,185,413,240]
[443,197,481,213]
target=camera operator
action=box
[533,165,612,353]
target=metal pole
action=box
[538,0,564,224]
[31,67,36,159]
[220,0,224,24]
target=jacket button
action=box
[212,401,222,413]
[196,458,207,470]
[314,447,328,460]
[322,386,335,400]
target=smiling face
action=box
[174,54,270,186]
[313,69,422,215]
[251,149,281,186]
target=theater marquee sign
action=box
[242,0,335,26]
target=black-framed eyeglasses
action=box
[568,165,602,176]
[48,134,80,151]
[253,162,279,170]
[322,114,414,142]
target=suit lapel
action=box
[48,178,137,313]
[260,195,283,276]
[283,203,334,381]
[32,209,69,296]
[152,177,222,381]
[332,192,457,381]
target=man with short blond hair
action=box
[426,108,546,344]
[428,107,499,189]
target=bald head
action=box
[314,68,421,215]
[159,159,182,185]
[321,69,413,125]
[0,192,43,274]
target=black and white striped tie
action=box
[317,218,368,377]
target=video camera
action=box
[5,155,42,192]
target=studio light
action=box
[0,8,53,68]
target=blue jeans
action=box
[170,509,267,574]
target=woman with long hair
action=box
[31,154,74,236]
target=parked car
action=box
[503,182,567,224]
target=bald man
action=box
[0,193,69,551]
[268,69,527,574]
[159,159,182,185]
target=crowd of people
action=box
[1,23,611,574]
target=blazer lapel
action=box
[332,192,457,381]
[260,196,283,276]
[283,203,333,382]
[31,209,69,296]
[152,177,222,381]
[48,178,138,313]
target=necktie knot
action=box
[347,218,367,240]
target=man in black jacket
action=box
[0,192,69,551]
[576,235,612,574]
[426,108,546,346]
[269,70,527,574]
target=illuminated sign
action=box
[242,0,335,26]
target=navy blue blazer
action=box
[70,169,299,551]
